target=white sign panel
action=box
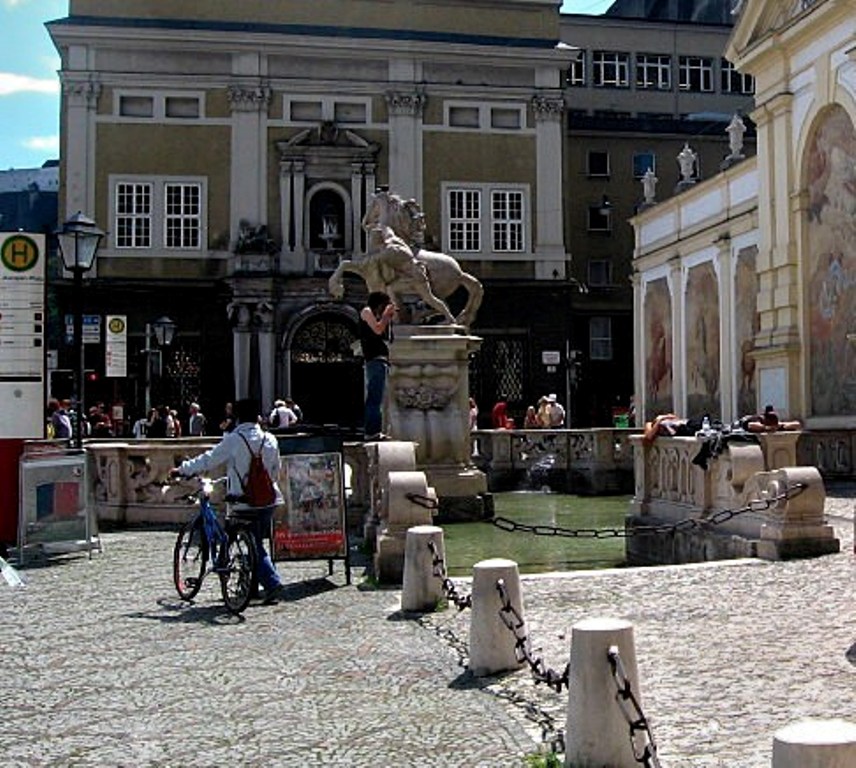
[0,232,45,438]
[105,315,127,378]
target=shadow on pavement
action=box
[126,597,246,625]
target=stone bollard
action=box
[772,719,856,767]
[468,558,526,677]
[375,471,435,584]
[565,617,643,768]
[401,525,444,612]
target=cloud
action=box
[23,135,59,152]
[0,72,59,96]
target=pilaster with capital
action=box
[228,301,253,399]
[60,73,102,219]
[385,90,425,199]
[532,93,567,278]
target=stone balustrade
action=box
[627,431,839,564]
[472,428,636,494]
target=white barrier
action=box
[468,558,525,677]
[401,525,444,612]
[565,618,642,768]
[772,719,856,767]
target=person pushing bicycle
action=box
[170,398,285,603]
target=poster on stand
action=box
[273,452,347,561]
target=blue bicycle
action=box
[172,477,257,614]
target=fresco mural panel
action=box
[735,246,759,417]
[685,261,720,418]
[806,106,856,417]
[644,278,673,419]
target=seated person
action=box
[642,413,692,445]
[741,404,801,433]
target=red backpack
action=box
[237,433,276,507]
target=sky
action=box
[0,0,613,171]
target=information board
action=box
[273,451,347,561]
[0,232,45,438]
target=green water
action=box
[443,492,632,576]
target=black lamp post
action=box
[56,212,104,449]
[144,316,177,416]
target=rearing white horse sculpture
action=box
[328,189,483,328]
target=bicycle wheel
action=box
[173,520,208,600]
[219,527,257,614]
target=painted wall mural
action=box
[685,261,720,418]
[735,246,759,417]
[644,277,672,419]
[806,106,856,416]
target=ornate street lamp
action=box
[144,316,177,416]
[55,212,105,449]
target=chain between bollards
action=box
[496,578,570,693]
[492,482,807,539]
[427,539,472,610]
[607,645,662,768]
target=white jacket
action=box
[177,422,283,509]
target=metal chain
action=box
[427,539,472,610]
[496,578,570,693]
[406,492,439,510]
[607,645,662,768]
[491,482,806,539]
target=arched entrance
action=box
[288,312,363,429]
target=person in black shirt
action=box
[359,291,396,440]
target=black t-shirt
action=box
[359,317,390,361]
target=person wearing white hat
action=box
[546,393,565,427]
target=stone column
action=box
[532,93,567,280]
[229,301,253,399]
[255,302,276,415]
[351,162,366,256]
[279,159,306,273]
[716,236,734,420]
[60,72,101,222]
[227,82,271,249]
[670,258,686,415]
[385,89,425,200]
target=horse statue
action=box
[328,189,483,328]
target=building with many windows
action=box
[46,0,753,431]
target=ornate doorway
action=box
[289,313,363,429]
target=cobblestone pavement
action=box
[2,485,854,767]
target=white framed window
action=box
[592,51,630,88]
[449,189,481,252]
[491,190,524,252]
[588,259,613,287]
[567,53,586,86]
[443,101,526,132]
[590,316,613,360]
[633,151,656,179]
[114,90,204,120]
[721,59,755,95]
[115,182,153,249]
[444,183,530,256]
[679,56,714,92]
[284,96,370,124]
[636,54,671,90]
[587,150,610,177]
[111,175,206,252]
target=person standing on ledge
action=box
[359,291,396,440]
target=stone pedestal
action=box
[387,325,488,520]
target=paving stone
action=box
[2,484,853,766]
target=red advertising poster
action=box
[273,452,346,560]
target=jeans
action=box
[364,357,389,437]
[236,506,280,590]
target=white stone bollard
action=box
[773,719,856,767]
[468,558,526,677]
[565,617,642,768]
[401,525,445,612]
